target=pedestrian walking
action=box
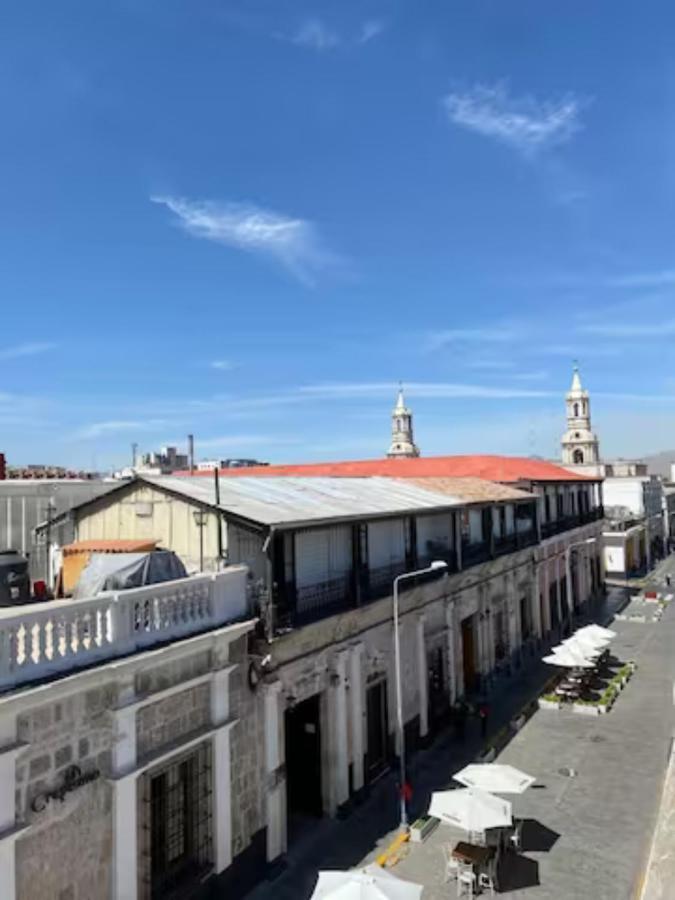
[478,701,489,739]
[666,574,671,588]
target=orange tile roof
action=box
[176,455,596,483]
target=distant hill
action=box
[643,451,675,478]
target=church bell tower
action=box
[387,386,420,458]
[561,365,600,466]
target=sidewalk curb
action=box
[635,734,675,900]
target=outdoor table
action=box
[451,841,496,873]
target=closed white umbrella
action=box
[453,763,535,794]
[311,865,423,900]
[562,636,608,656]
[428,788,512,832]
[577,624,616,640]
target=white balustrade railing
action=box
[0,565,249,692]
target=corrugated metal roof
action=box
[146,475,463,527]
[402,477,533,503]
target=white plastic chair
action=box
[442,845,460,882]
[479,872,496,897]
[457,867,476,898]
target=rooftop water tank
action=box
[0,550,30,606]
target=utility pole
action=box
[188,434,195,475]
[131,443,138,469]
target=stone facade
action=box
[14,689,115,900]
[136,682,211,760]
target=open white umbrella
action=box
[453,763,536,795]
[562,637,608,656]
[543,648,595,668]
[577,624,616,640]
[311,865,423,900]
[569,631,611,650]
[428,787,512,832]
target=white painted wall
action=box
[367,519,406,567]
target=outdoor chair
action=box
[510,820,523,851]
[442,845,460,882]
[457,867,476,898]
[478,872,496,897]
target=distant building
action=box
[197,459,269,472]
[387,386,420,458]
[139,445,188,473]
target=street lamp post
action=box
[192,509,207,572]
[565,537,597,628]
[393,559,448,832]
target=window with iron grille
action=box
[139,742,213,900]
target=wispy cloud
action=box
[291,18,340,50]
[299,381,554,400]
[443,82,583,156]
[0,341,56,361]
[580,319,675,339]
[151,195,336,285]
[357,20,385,44]
[286,17,385,51]
[210,360,235,371]
[427,327,517,351]
[604,269,675,289]
[77,420,167,440]
[181,433,299,450]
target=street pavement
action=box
[243,564,675,900]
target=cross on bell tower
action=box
[387,385,420,458]
[561,363,600,466]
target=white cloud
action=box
[605,270,675,288]
[77,420,167,440]
[292,19,340,50]
[299,381,554,400]
[580,319,675,339]
[0,342,56,361]
[211,360,235,371]
[151,195,334,285]
[357,20,385,44]
[443,82,583,156]
[427,327,517,351]
[183,433,299,450]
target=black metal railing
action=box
[366,562,410,602]
[493,533,518,555]
[460,541,492,567]
[541,507,604,539]
[293,574,355,626]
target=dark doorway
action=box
[147,744,213,900]
[366,680,389,782]
[285,694,323,826]
[461,616,476,694]
[427,645,449,735]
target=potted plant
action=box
[410,815,439,843]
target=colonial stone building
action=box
[37,458,604,895]
[0,566,264,900]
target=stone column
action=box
[349,644,365,793]
[326,650,350,815]
[555,556,563,627]
[264,681,286,862]
[416,616,428,739]
[211,666,237,874]
[531,567,542,640]
[0,715,26,900]
[110,703,138,900]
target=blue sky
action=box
[2,0,675,470]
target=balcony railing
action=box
[366,562,410,602]
[293,575,355,626]
[461,541,492,567]
[541,507,604,539]
[0,567,249,692]
[493,533,518,555]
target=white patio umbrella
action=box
[570,630,612,649]
[552,644,599,662]
[453,763,536,795]
[310,865,423,900]
[428,787,512,832]
[562,636,608,656]
[543,648,595,668]
[577,624,616,640]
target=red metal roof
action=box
[176,455,595,483]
